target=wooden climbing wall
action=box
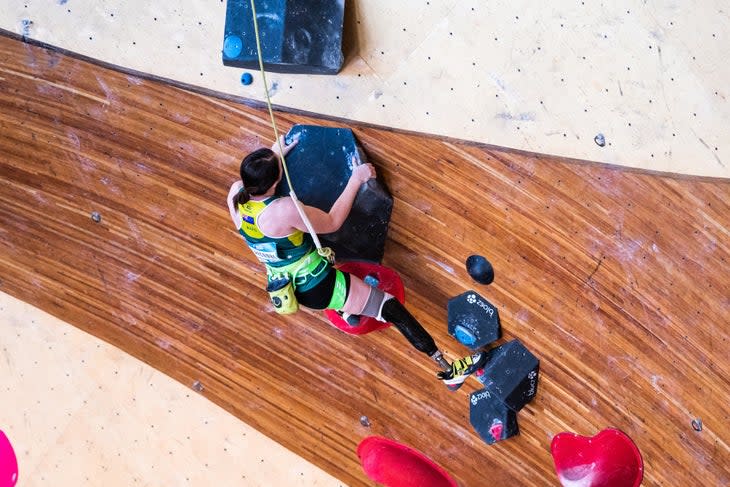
[1,35,728,486]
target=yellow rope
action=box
[248,0,334,264]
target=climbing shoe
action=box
[437,351,487,391]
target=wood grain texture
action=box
[1,35,728,486]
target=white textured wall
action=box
[2,0,728,177]
[0,292,344,486]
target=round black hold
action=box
[691,418,702,432]
[91,211,101,223]
[466,254,494,285]
[594,133,606,147]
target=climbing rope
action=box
[248,0,335,264]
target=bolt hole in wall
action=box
[0,293,343,485]
[6,1,723,175]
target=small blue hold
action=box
[454,325,477,347]
[364,274,380,288]
[241,72,253,86]
[223,35,243,58]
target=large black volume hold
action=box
[222,0,345,74]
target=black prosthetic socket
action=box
[381,298,438,357]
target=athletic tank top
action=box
[237,195,314,268]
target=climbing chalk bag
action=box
[266,273,298,315]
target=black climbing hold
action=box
[594,133,606,147]
[469,388,519,445]
[91,211,101,223]
[479,339,539,412]
[447,290,501,349]
[222,0,345,74]
[276,124,393,262]
[466,254,494,284]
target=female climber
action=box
[226,135,485,390]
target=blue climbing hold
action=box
[223,35,243,59]
[454,325,477,347]
[364,274,380,288]
[241,72,253,86]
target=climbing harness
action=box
[248,0,335,265]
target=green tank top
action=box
[237,195,314,268]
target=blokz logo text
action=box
[466,293,494,317]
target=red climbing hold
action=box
[357,436,457,487]
[550,428,643,487]
[324,261,405,335]
[489,419,504,441]
[0,430,18,487]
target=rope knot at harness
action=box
[318,247,336,265]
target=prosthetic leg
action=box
[377,297,488,391]
[379,298,451,370]
[358,287,488,390]
[359,287,450,370]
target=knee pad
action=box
[360,287,390,320]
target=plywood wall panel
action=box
[1,36,728,486]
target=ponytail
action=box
[233,186,250,207]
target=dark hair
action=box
[233,148,280,206]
